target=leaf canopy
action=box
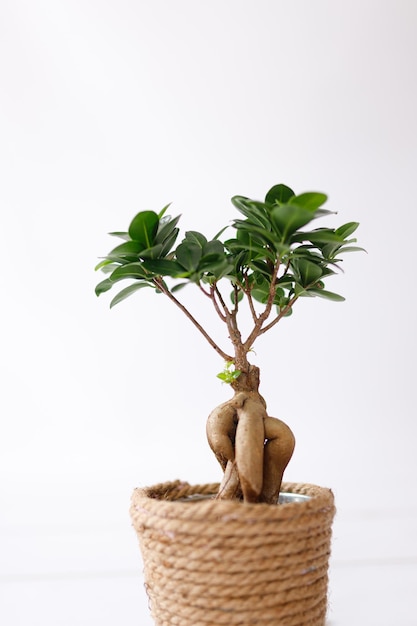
[95,184,363,346]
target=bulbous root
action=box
[206,392,295,504]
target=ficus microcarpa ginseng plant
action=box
[95,183,363,503]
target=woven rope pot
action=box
[130,480,336,626]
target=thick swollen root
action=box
[216,459,240,500]
[207,392,295,504]
[261,417,295,504]
[206,400,240,469]
[234,394,266,502]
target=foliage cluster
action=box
[96,184,362,354]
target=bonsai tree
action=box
[95,183,361,504]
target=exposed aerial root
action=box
[261,416,295,503]
[207,391,295,504]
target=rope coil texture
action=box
[130,480,335,626]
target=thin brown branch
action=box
[258,294,299,336]
[243,258,281,352]
[231,284,240,316]
[214,285,230,317]
[153,278,232,361]
[244,272,258,324]
[210,284,248,371]
[198,283,211,297]
[210,285,227,322]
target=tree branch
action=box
[214,285,230,317]
[198,283,211,297]
[209,285,227,322]
[153,279,232,361]
[231,284,240,315]
[244,272,258,324]
[243,258,281,352]
[258,294,299,335]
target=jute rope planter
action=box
[130,480,336,626]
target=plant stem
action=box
[243,258,281,352]
[243,272,258,324]
[153,279,232,361]
[210,285,227,322]
[232,284,240,316]
[258,294,299,335]
[214,285,230,317]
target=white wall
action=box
[1,0,416,615]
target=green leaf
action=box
[315,208,337,218]
[154,214,181,245]
[276,274,296,287]
[276,304,293,317]
[318,242,344,260]
[292,258,323,286]
[97,262,118,274]
[248,260,272,278]
[227,236,276,263]
[254,271,268,285]
[320,267,337,278]
[265,184,295,204]
[251,291,269,304]
[231,196,271,229]
[139,243,164,260]
[335,222,359,239]
[141,258,185,277]
[171,282,188,293]
[212,225,230,240]
[308,288,345,302]
[128,211,159,247]
[293,229,341,245]
[271,204,317,241]
[95,259,115,272]
[110,283,152,308]
[108,231,130,241]
[289,192,327,211]
[251,284,270,304]
[273,287,285,303]
[294,283,308,297]
[202,239,224,257]
[109,263,149,282]
[158,203,172,219]
[337,245,366,254]
[159,229,180,257]
[233,220,279,248]
[292,246,325,262]
[230,249,249,273]
[236,227,264,249]
[105,240,144,262]
[217,363,241,384]
[95,278,114,296]
[230,289,244,305]
[176,242,203,271]
[184,231,207,248]
[199,254,234,279]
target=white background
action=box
[1,1,416,625]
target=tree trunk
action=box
[206,364,295,504]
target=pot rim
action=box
[177,491,311,504]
